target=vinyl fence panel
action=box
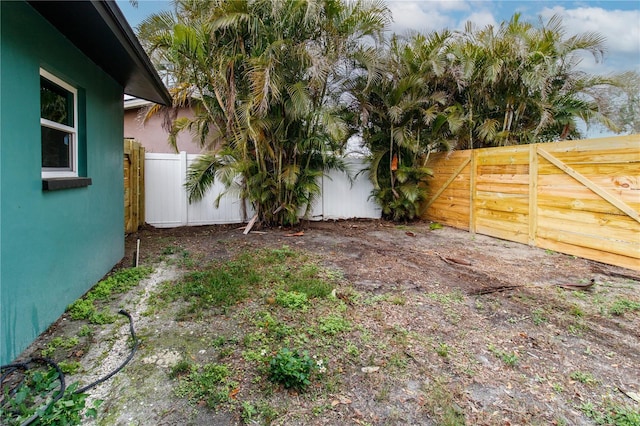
[316,159,381,220]
[145,153,380,228]
[184,156,248,225]
[145,153,186,227]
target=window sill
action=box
[42,177,92,191]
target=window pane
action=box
[41,77,73,126]
[41,126,71,168]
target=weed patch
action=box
[67,267,152,323]
[421,378,465,425]
[570,371,597,385]
[426,290,465,305]
[317,314,351,335]
[436,342,450,358]
[531,307,548,325]
[0,367,100,426]
[174,363,236,408]
[580,401,640,426]
[487,344,519,367]
[40,336,79,358]
[148,247,339,320]
[609,298,640,316]
[275,291,309,310]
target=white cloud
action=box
[540,6,640,54]
[436,0,470,12]
[539,6,640,72]
[456,11,497,30]
[386,2,639,73]
[387,1,455,34]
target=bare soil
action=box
[14,220,640,425]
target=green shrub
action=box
[269,348,315,390]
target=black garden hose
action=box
[0,310,138,426]
[0,357,66,426]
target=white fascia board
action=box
[124,97,153,110]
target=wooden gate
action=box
[124,139,145,233]
[422,135,640,271]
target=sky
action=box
[118,0,640,75]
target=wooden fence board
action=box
[536,225,640,258]
[427,202,469,213]
[537,210,638,242]
[538,147,640,223]
[423,135,640,271]
[536,237,640,271]
[476,174,530,184]
[539,135,639,151]
[538,163,638,177]
[475,182,529,194]
[541,148,640,164]
[475,222,530,244]
[478,164,529,174]
[476,195,529,214]
[124,139,145,233]
[475,153,530,166]
[538,187,640,206]
[537,197,636,216]
[426,207,470,227]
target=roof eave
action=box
[97,1,171,105]
[28,0,171,106]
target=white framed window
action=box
[40,69,78,178]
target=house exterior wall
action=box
[124,106,203,154]
[1,2,125,364]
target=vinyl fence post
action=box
[180,151,188,226]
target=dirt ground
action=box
[13,220,640,425]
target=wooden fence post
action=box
[528,144,538,246]
[469,149,477,234]
[124,139,145,233]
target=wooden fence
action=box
[124,139,145,233]
[422,135,640,271]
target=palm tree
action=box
[589,71,640,135]
[139,0,390,226]
[446,13,617,146]
[353,33,455,221]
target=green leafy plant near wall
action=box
[66,267,152,324]
[0,367,100,426]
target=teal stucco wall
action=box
[1,2,125,364]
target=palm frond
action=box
[185,154,219,203]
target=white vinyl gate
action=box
[145,152,381,228]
